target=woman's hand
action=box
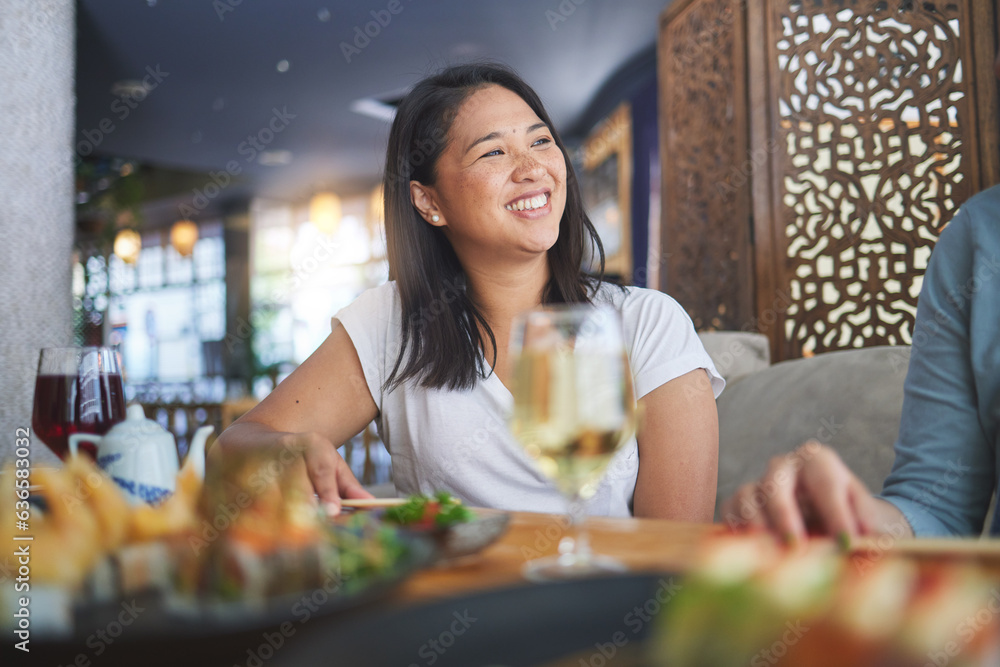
[721,442,913,542]
[287,431,374,514]
[215,424,374,515]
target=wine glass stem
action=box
[566,495,591,563]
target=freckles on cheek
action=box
[459,168,501,209]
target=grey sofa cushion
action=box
[364,482,398,498]
[715,345,910,520]
[698,331,771,384]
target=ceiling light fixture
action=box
[370,183,384,223]
[309,192,341,236]
[170,219,199,257]
[113,229,142,264]
[258,150,293,166]
[111,80,153,98]
[350,89,408,122]
[257,149,292,167]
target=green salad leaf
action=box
[384,492,474,528]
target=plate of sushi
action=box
[651,532,1000,667]
[0,449,433,641]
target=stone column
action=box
[0,1,76,466]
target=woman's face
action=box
[416,84,568,266]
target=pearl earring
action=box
[431,214,440,222]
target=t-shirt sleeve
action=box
[619,287,725,400]
[331,283,399,413]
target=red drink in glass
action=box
[30,348,126,459]
[31,372,126,459]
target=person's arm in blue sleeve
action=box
[879,203,997,536]
[722,194,998,540]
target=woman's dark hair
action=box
[383,62,605,391]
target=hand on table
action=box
[213,424,374,516]
[721,441,906,542]
[290,431,374,515]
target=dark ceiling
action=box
[76,0,671,209]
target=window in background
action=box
[74,222,228,404]
[249,193,388,386]
[249,191,391,484]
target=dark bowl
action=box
[400,510,511,562]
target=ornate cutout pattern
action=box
[771,0,972,356]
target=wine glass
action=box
[31,347,126,459]
[508,304,637,581]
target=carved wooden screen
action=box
[752,0,999,360]
[658,0,755,331]
[658,0,998,361]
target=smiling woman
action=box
[385,67,579,391]
[217,63,724,522]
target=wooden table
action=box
[396,511,717,603]
[394,511,1000,604]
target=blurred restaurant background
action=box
[1,0,997,480]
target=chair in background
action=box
[709,345,910,521]
[697,331,771,384]
[350,424,395,497]
[220,396,260,430]
[146,402,223,462]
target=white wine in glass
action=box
[509,304,636,580]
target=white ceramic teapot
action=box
[69,404,213,505]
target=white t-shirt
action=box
[333,282,724,517]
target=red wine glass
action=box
[31,347,126,459]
